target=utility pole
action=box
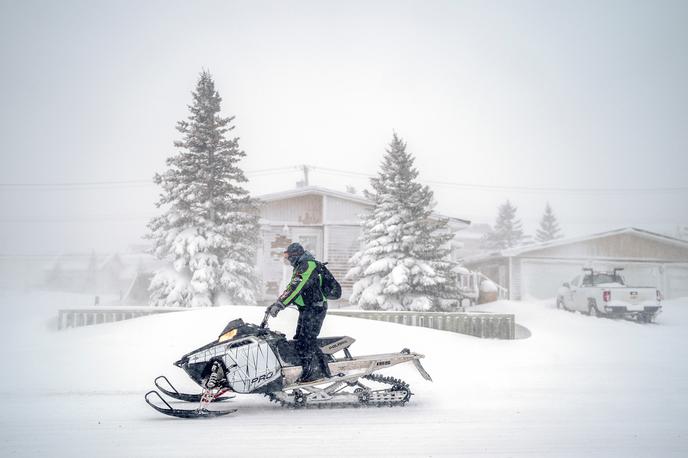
[301,164,310,187]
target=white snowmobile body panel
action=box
[186,337,282,394]
[281,351,426,388]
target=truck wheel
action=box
[588,301,602,318]
[557,297,571,312]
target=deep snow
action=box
[1,292,687,457]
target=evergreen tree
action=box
[535,202,563,243]
[84,250,98,292]
[147,71,261,307]
[346,133,459,311]
[482,200,525,250]
[676,225,688,241]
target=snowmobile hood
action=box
[174,317,284,368]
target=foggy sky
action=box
[1,0,687,256]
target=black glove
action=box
[267,301,285,317]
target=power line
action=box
[0,215,156,223]
[309,165,688,194]
[0,166,299,188]
[1,164,686,194]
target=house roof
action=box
[259,186,371,206]
[463,227,688,263]
[258,186,471,225]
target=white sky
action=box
[1,0,687,255]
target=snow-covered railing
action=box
[329,310,515,339]
[473,272,509,300]
[57,307,187,330]
[456,269,509,304]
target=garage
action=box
[464,228,688,300]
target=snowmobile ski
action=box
[154,376,234,403]
[145,391,237,419]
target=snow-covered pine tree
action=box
[675,225,688,241]
[147,71,261,307]
[482,200,525,250]
[535,202,563,243]
[347,133,459,311]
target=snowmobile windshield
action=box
[218,318,245,338]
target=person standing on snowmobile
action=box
[267,243,332,383]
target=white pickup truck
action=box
[556,268,662,322]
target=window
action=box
[592,273,625,286]
[298,235,318,255]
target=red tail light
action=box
[603,290,611,302]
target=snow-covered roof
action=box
[463,227,688,263]
[259,186,370,206]
[258,186,471,225]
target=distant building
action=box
[463,227,688,300]
[452,223,492,260]
[257,186,470,301]
[41,252,165,301]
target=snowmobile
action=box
[145,311,432,418]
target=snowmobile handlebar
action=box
[260,310,270,329]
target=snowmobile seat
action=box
[316,336,355,355]
[274,337,355,366]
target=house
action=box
[42,252,166,300]
[452,222,492,260]
[462,227,688,301]
[257,186,471,301]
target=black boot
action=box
[317,351,332,378]
[297,359,318,383]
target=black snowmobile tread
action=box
[264,373,412,409]
[145,390,237,419]
[154,376,234,403]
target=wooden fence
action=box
[329,310,515,339]
[57,307,515,340]
[57,307,186,330]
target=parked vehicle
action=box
[556,268,662,322]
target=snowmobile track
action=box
[264,373,412,409]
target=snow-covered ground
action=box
[1,292,687,457]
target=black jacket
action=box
[278,252,325,308]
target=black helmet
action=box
[283,242,304,267]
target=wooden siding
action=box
[261,195,322,224]
[325,195,370,223]
[509,257,522,300]
[325,225,363,299]
[523,233,688,261]
[259,226,292,297]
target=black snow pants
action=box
[294,303,330,379]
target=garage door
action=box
[665,265,688,299]
[520,260,585,300]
